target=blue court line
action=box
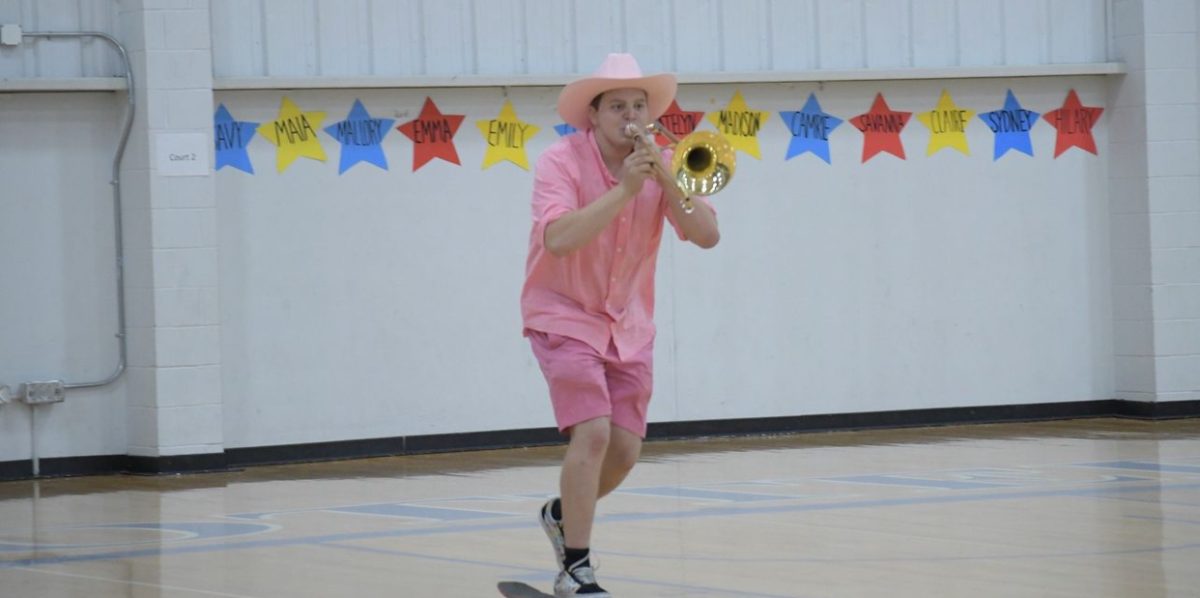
[618,486,794,502]
[321,541,806,598]
[1096,495,1200,508]
[820,474,1013,490]
[1081,461,1200,474]
[0,522,277,553]
[327,504,517,521]
[1126,515,1200,527]
[228,503,517,521]
[599,540,1200,565]
[5,480,1200,570]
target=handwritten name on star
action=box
[485,120,533,149]
[926,109,969,134]
[784,112,835,140]
[854,113,907,133]
[412,118,455,143]
[215,121,253,151]
[658,112,702,137]
[274,114,318,145]
[983,109,1037,133]
[1050,109,1098,134]
[335,119,386,146]
[716,110,763,137]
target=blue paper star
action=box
[978,89,1040,160]
[214,104,258,174]
[554,123,578,137]
[324,99,396,174]
[778,93,843,164]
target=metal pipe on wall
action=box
[22,30,136,391]
[6,30,136,477]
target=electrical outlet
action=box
[22,381,65,405]
[0,24,22,46]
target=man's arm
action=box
[543,142,660,257]
[543,183,637,257]
[657,166,720,249]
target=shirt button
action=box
[616,247,623,253]
[620,217,627,223]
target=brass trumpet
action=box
[625,122,736,214]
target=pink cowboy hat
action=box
[557,53,677,131]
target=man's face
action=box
[588,88,650,148]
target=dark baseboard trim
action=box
[2,399,1196,481]
[1114,399,1200,419]
[222,426,564,468]
[647,400,1117,439]
[0,455,127,481]
[123,453,229,476]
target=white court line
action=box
[12,566,263,598]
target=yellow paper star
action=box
[916,89,975,156]
[476,100,540,170]
[257,97,327,172]
[705,90,770,159]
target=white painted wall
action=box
[2,0,1193,465]
[0,0,1110,79]
[1108,0,1200,403]
[212,77,1112,448]
[0,92,129,459]
[208,0,1109,77]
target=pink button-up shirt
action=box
[521,129,707,360]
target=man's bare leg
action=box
[560,417,611,549]
[597,425,642,499]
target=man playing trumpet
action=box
[520,53,720,597]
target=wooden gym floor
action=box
[1,417,1198,597]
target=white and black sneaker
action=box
[554,558,610,597]
[539,498,566,569]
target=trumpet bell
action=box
[669,130,735,196]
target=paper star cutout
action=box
[214,103,258,174]
[554,124,578,137]
[916,89,975,156]
[656,100,705,147]
[849,93,912,162]
[397,97,466,171]
[476,100,540,170]
[705,91,771,159]
[779,93,843,164]
[1044,89,1104,157]
[978,89,1040,160]
[323,99,395,174]
[257,97,326,172]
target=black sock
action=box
[550,497,562,521]
[563,546,589,571]
[563,547,606,593]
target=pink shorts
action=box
[527,330,654,438]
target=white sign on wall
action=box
[155,132,211,176]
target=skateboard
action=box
[497,581,555,597]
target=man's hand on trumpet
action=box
[623,123,679,197]
[621,123,720,246]
[618,123,667,197]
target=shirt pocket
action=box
[551,333,573,349]
[536,331,570,350]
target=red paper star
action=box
[654,100,706,147]
[849,93,912,162]
[1044,89,1104,157]
[397,97,465,170]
